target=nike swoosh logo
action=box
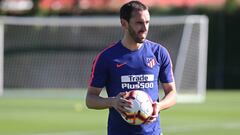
[116,63,127,68]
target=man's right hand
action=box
[111,92,132,115]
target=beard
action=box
[128,25,147,43]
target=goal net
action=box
[0,16,208,103]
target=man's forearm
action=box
[158,89,177,111]
[86,94,114,109]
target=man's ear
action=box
[120,19,128,28]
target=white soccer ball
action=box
[121,90,153,125]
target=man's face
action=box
[127,10,150,43]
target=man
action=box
[86,1,176,135]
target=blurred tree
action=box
[38,0,77,15]
[0,0,34,15]
[224,0,239,13]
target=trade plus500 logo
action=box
[121,74,154,89]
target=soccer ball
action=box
[121,90,153,125]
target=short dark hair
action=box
[120,1,148,22]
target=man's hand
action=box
[146,101,159,124]
[111,92,132,116]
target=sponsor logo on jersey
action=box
[121,74,154,89]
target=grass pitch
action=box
[0,90,240,135]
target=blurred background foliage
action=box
[0,0,240,89]
[0,0,237,16]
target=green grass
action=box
[161,91,240,135]
[0,90,240,135]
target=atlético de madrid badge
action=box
[146,57,156,68]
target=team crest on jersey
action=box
[146,57,156,68]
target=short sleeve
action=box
[159,47,174,83]
[88,53,108,88]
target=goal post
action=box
[150,15,209,103]
[0,21,3,96]
[0,15,209,103]
[174,16,209,103]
